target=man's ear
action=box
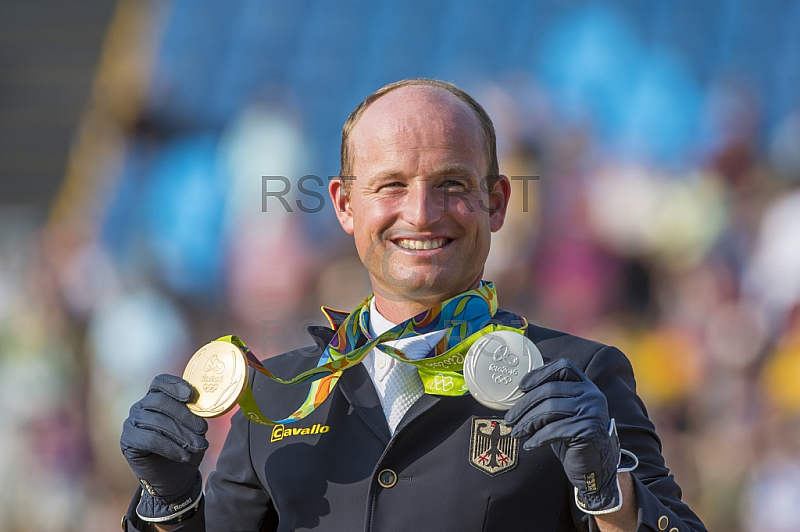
[489,174,511,232]
[329,177,355,235]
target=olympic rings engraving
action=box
[492,373,513,385]
[432,374,454,392]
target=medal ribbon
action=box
[218,282,527,426]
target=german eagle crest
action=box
[469,417,518,476]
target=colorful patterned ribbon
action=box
[218,282,527,426]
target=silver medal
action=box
[463,330,543,410]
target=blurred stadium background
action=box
[2,1,800,530]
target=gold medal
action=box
[183,341,248,418]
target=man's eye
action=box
[442,180,467,189]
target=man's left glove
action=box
[504,358,622,514]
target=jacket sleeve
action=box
[202,392,277,531]
[585,345,708,532]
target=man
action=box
[121,79,707,531]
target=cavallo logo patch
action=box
[271,423,330,442]
[469,417,518,476]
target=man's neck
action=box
[368,298,397,336]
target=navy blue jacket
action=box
[123,309,707,531]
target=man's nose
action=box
[402,183,443,228]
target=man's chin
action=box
[372,283,436,305]
[371,271,469,306]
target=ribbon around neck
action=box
[216,282,528,426]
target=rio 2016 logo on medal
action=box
[183,341,248,418]
[463,331,543,410]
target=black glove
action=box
[121,374,209,522]
[504,358,622,514]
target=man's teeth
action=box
[396,238,447,250]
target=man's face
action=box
[330,86,510,309]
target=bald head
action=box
[339,79,499,193]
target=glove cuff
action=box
[575,449,640,515]
[574,475,623,515]
[574,418,633,515]
[136,472,203,523]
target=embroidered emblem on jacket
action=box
[271,423,330,442]
[469,417,518,476]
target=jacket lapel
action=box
[313,328,392,444]
[338,363,392,443]
[394,393,439,434]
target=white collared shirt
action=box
[362,299,447,417]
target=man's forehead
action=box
[350,86,484,152]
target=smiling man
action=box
[120,79,707,532]
[331,82,508,319]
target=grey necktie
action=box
[381,336,429,434]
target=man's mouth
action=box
[393,237,451,251]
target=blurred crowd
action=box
[2,1,799,531]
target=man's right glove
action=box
[121,374,209,522]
